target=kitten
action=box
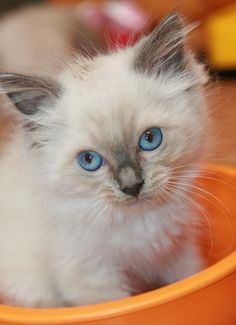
[0,14,209,307]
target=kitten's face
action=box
[0,14,208,216]
[48,52,207,212]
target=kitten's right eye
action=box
[77,151,103,171]
[139,127,163,151]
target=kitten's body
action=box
[0,15,209,307]
[0,132,202,306]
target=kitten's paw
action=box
[0,276,60,307]
[160,240,205,284]
[61,287,130,306]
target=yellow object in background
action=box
[206,4,236,70]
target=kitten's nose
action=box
[121,181,144,197]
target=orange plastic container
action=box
[0,164,235,325]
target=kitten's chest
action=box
[104,214,182,293]
[110,213,182,269]
[112,211,181,253]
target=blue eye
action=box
[77,151,103,171]
[139,127,163,151]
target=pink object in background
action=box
[77,1,149,47]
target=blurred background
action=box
[0,0,235,165]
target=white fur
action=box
[0,23,209,307]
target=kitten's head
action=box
[0,14,209,217]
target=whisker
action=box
[167,180,235,255]
[170,171,236,191]
[169,179,234,229]
[66,200,106,250]
[165,184,214,257]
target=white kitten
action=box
[0,14,209,307]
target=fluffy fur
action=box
[0,14,209,307]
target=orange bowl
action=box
[0,164,235,325]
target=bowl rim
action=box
[0,163,236,324]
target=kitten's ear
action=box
[134,13,189,76]
[0,73,62,115]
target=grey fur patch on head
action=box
[133,13,189,76]
[114,148,143,190]
[103,141,143,190]
[0,73,62,115]
[118,165,143,190]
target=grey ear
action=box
[0,73,62,115]
[134,13,188,76]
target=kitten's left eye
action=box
[77,151,103,171]
[139,127,163,151]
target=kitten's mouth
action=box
[102,183,175,212]
[119,184,177,211]
[103,191,150,211]
[118,192,159,212]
